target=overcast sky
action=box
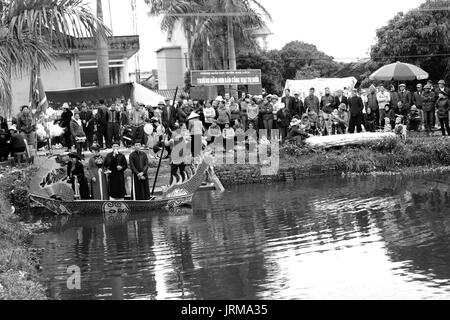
[86,0,425,72]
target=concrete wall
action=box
[156,47,184,90]
[11,56,80,116]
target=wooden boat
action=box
[29,153,213,216]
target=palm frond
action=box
[5,0,111,50]
[0,28,55,114]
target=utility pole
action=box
[131,0,140,83]
[96,0,110,86]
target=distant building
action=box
[11,35,139,115]
[156,21,272,91]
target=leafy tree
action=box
[237,50,284,94]
[370,0,450,83]
[0,0,110,114]
[279,41,340,80]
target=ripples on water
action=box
[32,173,450,300]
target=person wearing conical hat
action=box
[60,102,73,152]
[187,111,203,157]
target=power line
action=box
[149,53,450,61]
[158,12,260,17]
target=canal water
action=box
[32,172,450,300]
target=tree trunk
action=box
[96,0,110,86]
[227,17,237,97]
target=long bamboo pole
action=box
[151,86,178,196]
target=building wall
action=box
[156,47,184,90]
[11,56,80,115]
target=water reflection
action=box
[33,173,450,299]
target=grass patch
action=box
[0,166,47,300]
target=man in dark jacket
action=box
[422,84,435,134]
[79,102,94,151]
[293,93,305,118]
[162,97,177,129]
[398,84,412,111]
[276,106,291,142]
[334,90,348,111]
[366,86,379,129]
[106,103,121,149]
[304,88,320,114]
[413,84,424,109]
[281,89,296,118]
[348,89,364,133]
[96,99,109,149]
[60,103,73,151]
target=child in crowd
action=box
[394,116,407,139]
[222,123,235,152]
[206,120,222,145]
[384,103,396,130]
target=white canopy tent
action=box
[132,82,166,107]
[284,77,358,101]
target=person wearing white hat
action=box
[437,80,449,96]
[187,111,203,157]
[398,83,412,111]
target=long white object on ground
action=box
[305,132,397,148]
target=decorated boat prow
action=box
[29,153,213,216]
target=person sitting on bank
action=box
[331,104,349,134]
[104,141,128,200]
[306,110,320,135]
[67,152,90,200]
[364,107,376,132]
[87,144,108,200]
[129,141,151,200]
[164,126,186,185]
[8,125,26,158]
[407,105,422,132]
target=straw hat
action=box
[187,112,200,121]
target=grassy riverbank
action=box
[0,167,47,300]
[215,136,450,185]
[280,136,450,174]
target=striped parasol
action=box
[369,61,429,81]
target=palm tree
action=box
[96,0,110,86]
[0,0,111,114]
[146,0,271,79]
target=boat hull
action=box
[30,194,193,216]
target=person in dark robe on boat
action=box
[129,141,151,200]
[67,152,90,200]
[103,141,128,200]
[87,143,109,200]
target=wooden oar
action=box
[152,86,178,196]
